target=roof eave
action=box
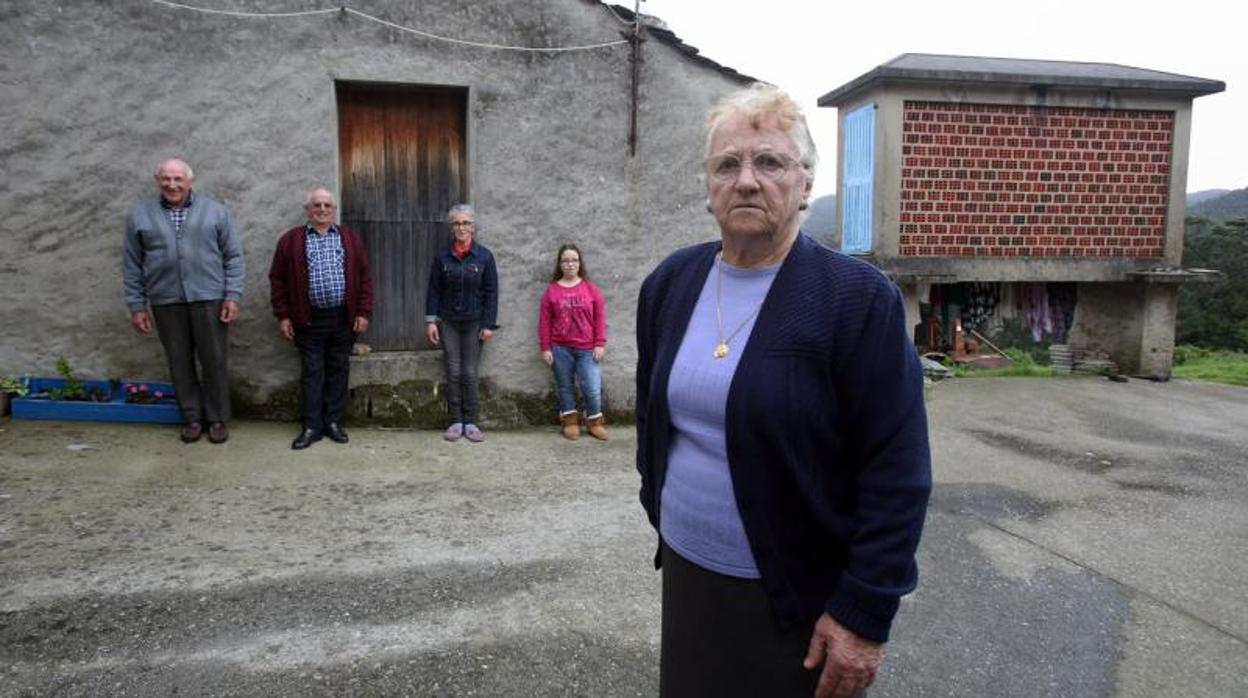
[819,69,1226,108]
[603,3,757,85]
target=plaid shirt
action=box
[160,191,194,231]
[305,225,346,308]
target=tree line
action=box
[1178,217,1248,350]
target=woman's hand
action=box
[479,328,495,342]
[592,346,605,362]
[541,350,554,366]
[425,322,440,346]
[803,613,882,697]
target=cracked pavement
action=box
[2,376,1246,696]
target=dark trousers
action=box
[660,542,864,697]
[151,301,230,424]
[294,307,355,432]
[440,319,481,424]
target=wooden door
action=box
[337,83,468,351]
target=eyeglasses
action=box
[705,152,801,182]
[450,221,475,227]
[308,202,335,210]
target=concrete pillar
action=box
[1137,284,1179,379]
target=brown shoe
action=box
[587,415,608,441]
[560,411,580,441]
[180,422,203,443]
[207,422,229,444]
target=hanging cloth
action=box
[1019,282,1052,342]
[963,282,1001,332]
[1047,282,1078,344]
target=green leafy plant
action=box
[52,357,86,400]
[38,357,109,402]
[0,375,28,397]
[1172,344,1209,366]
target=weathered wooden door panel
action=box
[337,84,467,351]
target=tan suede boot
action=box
[587,414,608,441]
[560,411,580,440]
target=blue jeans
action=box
[551,346,602,417]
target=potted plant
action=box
[0,375,29,417]
[32,357,111,402]
[123,383,168,404]
[10,357,181,424]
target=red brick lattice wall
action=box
[899,102,1173,257]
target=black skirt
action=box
[660,541,839,697]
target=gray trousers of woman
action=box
[440,318,481,425]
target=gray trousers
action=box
[440,319,481,425]
[151,301,230,424]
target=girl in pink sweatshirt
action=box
[538,244,608,440]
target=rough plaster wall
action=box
[0,0,745,414]
[1067,282,1143,372]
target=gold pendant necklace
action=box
[714,253,764,359]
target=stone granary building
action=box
[818,54,1224,377]
[0,1,751,426]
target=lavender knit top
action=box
[659,256,780,578]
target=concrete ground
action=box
[1,376,1246,697]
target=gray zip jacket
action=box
[123,193,244,311]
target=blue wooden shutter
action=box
[841,104,875,254]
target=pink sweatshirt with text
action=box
[538,279,607,351]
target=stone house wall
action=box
[0,0,750,425]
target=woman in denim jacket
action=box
[424,204,499,442]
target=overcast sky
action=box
[638,0,1243,199]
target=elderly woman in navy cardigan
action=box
[636,85,931,698]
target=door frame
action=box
[332,79,474,351]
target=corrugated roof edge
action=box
[817,53,1225,107]
[601,3,757,85]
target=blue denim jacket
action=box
[424,242,499,328]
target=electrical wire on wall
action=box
[149,0,631,52]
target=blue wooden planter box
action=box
[11,377,182,424]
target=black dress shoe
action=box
[325,422,349,444]
[292,428,322,450]
[180,422,204,443]
[207,422,229,444]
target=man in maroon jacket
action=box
[269,188,374,450]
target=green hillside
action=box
[1187,187,1248,223]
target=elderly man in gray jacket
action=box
[123,158,244,444]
